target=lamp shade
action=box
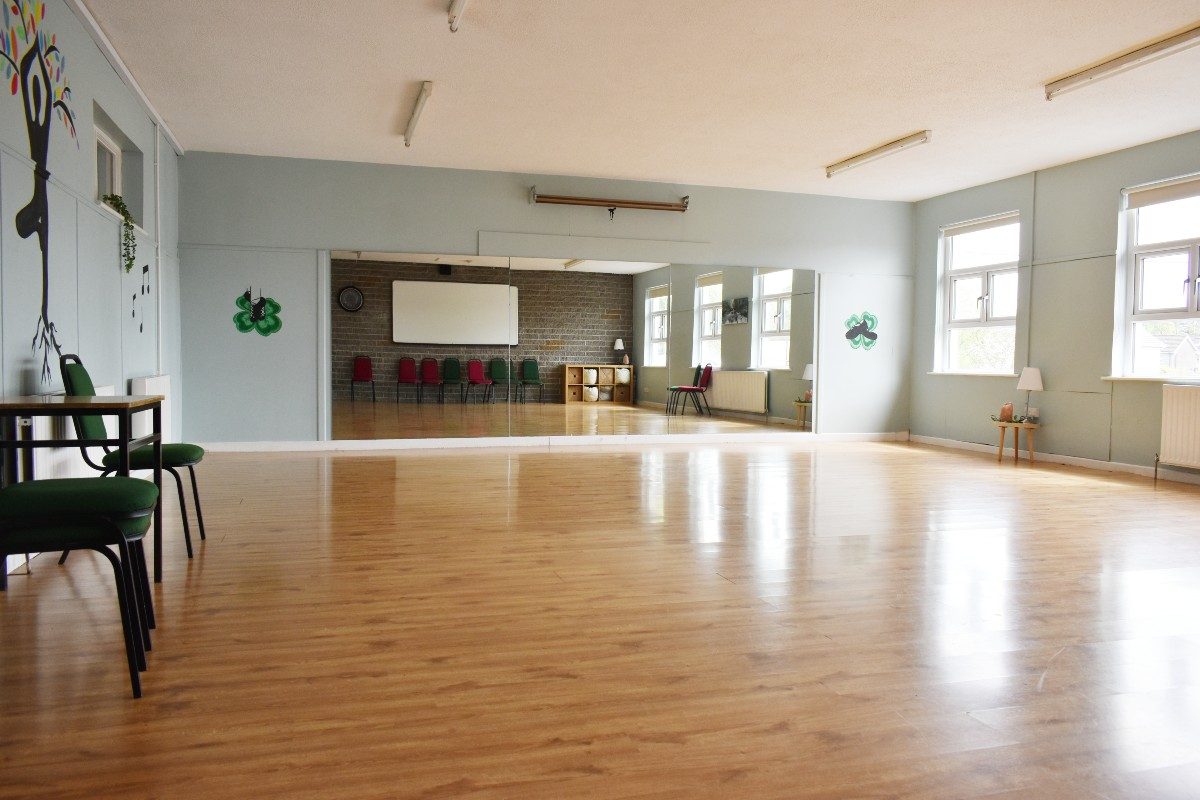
[1016,367,1043,392]
[614,338,625,351]
[801,363,815,381]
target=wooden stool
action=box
[995,421,1039,463]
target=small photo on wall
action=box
[722,297,750,324]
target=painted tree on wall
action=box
[0,1,77,382]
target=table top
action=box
[994,420,1039,428]
[0,394,164,412]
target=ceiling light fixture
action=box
[1045,23,1200,100]
[403,81,433,147]
[530,187,690,213]
[448,0,471,32]
[825,131,931,178]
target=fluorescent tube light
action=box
[1046,23,1200,100]
[825,131,931,178]
[448,0,471,32]
[404,81,433,148]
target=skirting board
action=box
[200,431,908,453]
[909,434,1200,487]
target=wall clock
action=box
[338,285,364,312]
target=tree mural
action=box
[0,1,77,382]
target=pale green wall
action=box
[910,129,1200,466]
[0,0,179,408]
[180,153,913,441]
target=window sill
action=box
[97,201,149,237]
[1102,375,1200,383]
[927,371,1018,378]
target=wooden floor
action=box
[3,442,1200,799]
[331,398,796,439]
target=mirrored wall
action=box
[328,252,818,440]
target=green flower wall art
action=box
[234,288,282,337]
[845,311,878,350]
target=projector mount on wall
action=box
[530,187,689,220]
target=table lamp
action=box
[1016,367,1043,419]
[801,363,814,401]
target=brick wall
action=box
[331,260,634,402]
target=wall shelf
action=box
[563,364,635,405]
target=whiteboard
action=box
[392,281,518,345]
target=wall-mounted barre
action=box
[529,187,690,213]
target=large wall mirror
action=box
[328,252,818,440]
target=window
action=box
[937,213,1020,373]
[694,272,722,368]
[755,269,792,369]
[645,285,670,367]
[1122,177,1200,378]
[95,127,121,205]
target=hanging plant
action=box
[102,193,137,273]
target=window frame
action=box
[1119,176,1200,377]
[694,272,723,368]
[754,269,792,370]
[95,127,122,206]
[645,284,670,367]
[935,212,1020,374]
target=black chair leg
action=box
[167,467,194,559]
[371,382,376,402]
[58,550,69,564]
[134,540,155,630]
[351,382,355,401]
[701,393,711,415]
[188,465,206,541]
[94,545,141,698]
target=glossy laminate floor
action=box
[331,397,797,439]
[2,442,1200,799]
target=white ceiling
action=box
[84,1,1200,202]
[332,251,669,274]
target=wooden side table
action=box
[794,401,812,431]
[995,421,1039,463]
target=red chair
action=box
[396,357,421,403]
[351,356,375,402]
[465,359,494,403]
[418,358,441,403]
[675,364,712,415]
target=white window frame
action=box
[935,212,1020,374]
[645,285,670,367]
[1118,174,1200,377]
[754,269,792,370]
[694,272,722,368]
[95,127,122,206]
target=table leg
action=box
[117,411,131,476]
[18,416,33,481]
[2,415,16,488]
[997,426,1006,462]
[152,404,163,584]
[1012,427,1020,464]
[1027,428,1035,463]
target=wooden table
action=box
[995,421,1039,463]
[0,395,164,582]
[794,401,812,431]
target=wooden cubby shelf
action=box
[563,364,636,405]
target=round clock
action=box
[337,285,364,312]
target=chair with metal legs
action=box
[0,476,160,697]
[58,354,207,563]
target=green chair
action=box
[441,357,465,403]
[667,365,702,415]
[487,358,512,402]
[59,354,207,560]
[0,476,160,698]
[518,359,545,403]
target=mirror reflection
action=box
[329,252,817,439]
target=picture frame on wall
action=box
[722,297,750,324]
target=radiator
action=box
[131,374,172,443]
[1160,384,1200,469]
[708,370,769,414]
